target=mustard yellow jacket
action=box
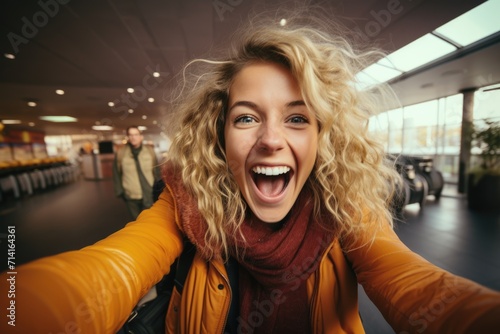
[1,188,499,333]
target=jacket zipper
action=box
[212,262,232,334]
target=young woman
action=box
[2,11,499,334]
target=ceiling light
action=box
[29,122,35,126]
[4,53,15,60]
[128,109,134,114]
[138,126,147,131]
[1,119,21,124]
[92,125,114,131]
[39,116,78,122]
[55,89,65,95]
[142,115,147,119]
[280,19,287,26]
[153,72,160,78]
[441,69,463,77]
[148,97,154,103]
[27,101,37,107]
[127,88,134,93]
[108,101,115,107]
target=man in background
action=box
[113,126,160,219]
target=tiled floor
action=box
[1,178,499,333]
[0,177,132,270]
[358,191,500,333]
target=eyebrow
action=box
[228,100,306,112]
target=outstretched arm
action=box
[0,190,184,334]
[344,220,500,333]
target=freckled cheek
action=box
[293,136,318,170]
[225,134,255,178]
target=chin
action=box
[251,207,289,224]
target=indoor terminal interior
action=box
[0,1,499,333]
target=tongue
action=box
[255,174,285,197]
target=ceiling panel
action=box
[1,0,494,137]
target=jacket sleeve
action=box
[113,152,125,197]
[0,190,184,334]
[344,221,500,333]
[151,147,161,182]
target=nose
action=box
[256,121,285,152]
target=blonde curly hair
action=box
[165,9,400,259]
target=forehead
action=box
[127,128,141,135]
[229,62,301,100]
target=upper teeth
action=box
[252,166,290,176]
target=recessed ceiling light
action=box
[127,88,134,93]
[138,126,147,131]
[153,120,157,125]
[92,125,114,131]
[39,116,78,123]
[128,109,134,114]
[280,19,287,26]
[153,72,160,78]
[29,122,35,127]
[1,119,21,124]
[55,89,65,95]
[4,53,15,60]
[148,97,154,103]
[108,101,115,107]
[27,101,37,107]
[441,69,463,77]
[142,115,147,119]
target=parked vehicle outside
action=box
[388,155,427,214]
[399,155,445,200]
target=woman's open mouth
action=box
[251,166,291,198]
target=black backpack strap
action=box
[174,242,196,293]
[223,256,240,334]
[117,242,196,334]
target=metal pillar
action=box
[458,89,475,193]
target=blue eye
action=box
[288,115,308,123]
[235,115,255,124]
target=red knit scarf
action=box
[233,190,332,333]
[163,164,334,333]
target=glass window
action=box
[45,135,73,157]
[386,34,456,72]
[356,62,402,89]
[440,95,463,182]
[443,94,463,125]
[434,1,500,47]
[369,94,463,183]
[474,86,500,121]
[369,113,390,150]
[402,100,439,155]
[404,100,439,127]
[386,108,403,153]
